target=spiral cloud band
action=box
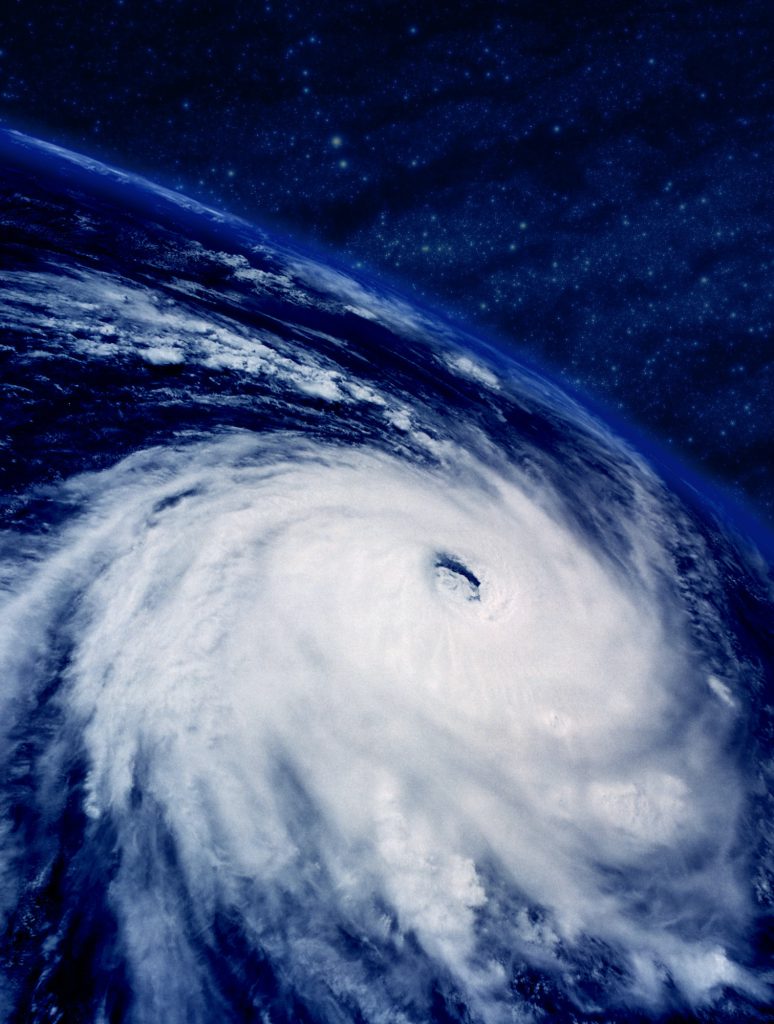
[0,132,772,1023]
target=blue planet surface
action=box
[0,130,773,1023]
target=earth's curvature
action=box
[0,129,772,1024]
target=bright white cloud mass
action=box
[1,429,766,1021]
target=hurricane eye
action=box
[151,487,201,515]
[433,553,481,601]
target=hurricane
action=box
[1,130,772,1023]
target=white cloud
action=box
[0,433,762,1018]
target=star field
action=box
[1,0,772,516]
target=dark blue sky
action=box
[1,0,772,517]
